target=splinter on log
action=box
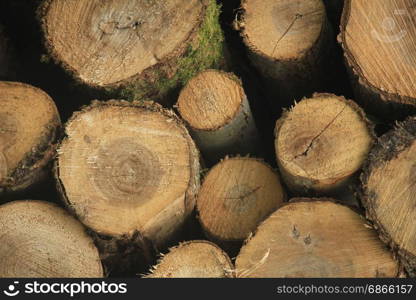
[39,0,226,104]
[177,70,260,164]
[340,0,416,119]
[0,81,61,197]
[361,116,416,277]
[274,93,374,195]
[55,100,200,273]
[197,157,285,252]
[237,0,332,107]
[0,200,103,278]
[146,241,234,278]
[235,199,399,278]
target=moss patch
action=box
[114,0,226,105]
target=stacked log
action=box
[146,241,234,278]
[55,100,200,274]
[0,200,103,277]
[237,0,333,108]
[0,0,415,280]
[361,116,416,277]
[39,0,226,105]
[0,81,60,198]
[196,157,285,254]
[177,70,260,165]
[274,93,374,196]
[340,0,416,119]
[236,199,399,278]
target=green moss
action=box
[114,0,226,104]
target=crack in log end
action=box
[293,105,347,160]
[223,185,261,214]
[271,9,325,57]
[271,13,303,57]
[99,20,143,35]
[303,234,312,245]
[292,225,300,239]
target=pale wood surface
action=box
[236,200,399,278]
[197,157,285,242]
[57,101,200,246]
[0,81,60,188]
[41,0,203,86]
[0,200,103,277]
[242,0,325,60]
[275,93,374,193]
[344,0,416,100]
[147,240,233,278]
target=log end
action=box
[146,240,234,278]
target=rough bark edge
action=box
[39,0,226,104]
[274,92,376,195]
[0,82,61,198]
[196,155,287,248]
[236,198,402,278]
[144,240,235,278]
[54,99,201,276]
[177,69,246,132]
[339,0,416,119]
[360,116,416,277]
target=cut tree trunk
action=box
[177,70,260,165]
[146,240,234,278]
[197,157,285,255]
[236,199,400,278]
[55,100,200,275]
[360,116,416,277]
[0,200,103,277]
[274,93,375,195]
[237,0,333,108]
[340,0,416,119]
[0,81,61,198]
[39,0,226,105]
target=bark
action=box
[360,116,416,277]
[0,81,61,199]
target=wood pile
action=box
[0,0,414,278]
